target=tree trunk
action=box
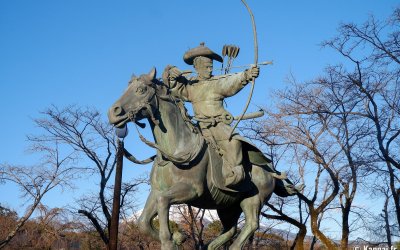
[383,194,392,248]
[291,226,306,250]
[340,201,350,250]
[309,236,317,250]
[310,208,338,250]
[388,162,400,237]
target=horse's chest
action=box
[154,165,173,190]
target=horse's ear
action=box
[128,73,136,85]
[148,67,156,80]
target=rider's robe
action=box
[163,67,247,142]
[163,66,270,158]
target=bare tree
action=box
[241,8,400,248]
[0,140,79,248]
[242,69,374,249]
[169,204,206,249]
[322,7,400,232]
[27,105,146,246]
[245,112,340,249]
[261,198,308,250]
[242,121,309,250]
[362,173,400,248]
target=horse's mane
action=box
[146,77,203,164]
[153,78,194,126]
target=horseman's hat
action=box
[183,42,223,65]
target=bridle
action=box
[127,82,159,126]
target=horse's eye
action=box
[136,86,146,95]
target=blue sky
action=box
[0,0,397,223]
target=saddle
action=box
[206,135,277,193]
[205,137,301,196]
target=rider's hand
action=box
[169,67,183,81]
[250,66,259,78]
[245,65,259,81]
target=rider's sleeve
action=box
[216,72,248,97]
[162,65,189,101]
[170,81,189,101]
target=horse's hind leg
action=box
[229,195,261,250]
[207,206,241,250]
[157,183,200,250]
[137,190,159,240]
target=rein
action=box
[126,85,202,165]
[123,147,156,165]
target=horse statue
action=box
[108,68,298,250]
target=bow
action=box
[229,0,258,140]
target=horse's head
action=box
[108,68,159,128]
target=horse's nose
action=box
[108,104,125,125]
[112,105,123,116]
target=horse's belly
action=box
[209,183,244,207]
[187,183,243,209]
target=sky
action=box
[0,0,398,234]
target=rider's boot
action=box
[223,165,245,188]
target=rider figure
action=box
[162,42,259,188]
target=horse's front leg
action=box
[157,182,200,250]
[137,190,159,241]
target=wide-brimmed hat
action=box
[183,42,223,65]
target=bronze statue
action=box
[108,62,299,249]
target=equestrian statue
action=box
[107,42,302,250]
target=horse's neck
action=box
[149,97,196,155]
